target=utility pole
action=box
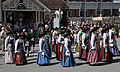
[100,0,102,14]
[0,0,2,23]
[84,0,86,22]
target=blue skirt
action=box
[36,48,50,65]
[119,29,120,32]
[110,40,120,56]
[62,47,76,67]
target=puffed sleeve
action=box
[5,37,9,51]
[82,33,85,47]
[57,34,61,43]
[22,40,25,52]
[39,38,43,52]
[64,38,68,51]
[77,32,80,43]
[15,40,19,53]
[91,33,95,49]
[103,33,107,47]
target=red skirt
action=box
[101,43,113,60]
[14,50,27,65]
[57,43,63,60]
[79,45,88,60]
[51,41,56,52]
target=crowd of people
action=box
[0,20,120,67]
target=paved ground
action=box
[1,39,120,72]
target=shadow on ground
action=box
[90,58,120,66]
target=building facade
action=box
[65,0,120,23]
[0,0,68,28]
[2,0,52,28]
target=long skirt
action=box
[87,46,101,63]
[79,46,88,60]
[57,43,63,60]
[101,43,113,60]
[51,41,56,52]
[62,47,76,67]
[5,46,14,64]
[45,43,51,58]
[51,41,54,52]
[14,49,27,65]
[110,40,120,56]
[75,43,80,52]
[36,48,50,65]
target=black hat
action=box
[39,34,45,38]
[60,31,64,34]
[41,24,44,27]
[82,28,90,32]
[54,27,58,30]
[46,31,50,33]
[101,29,106,33]
[91,27,99,32]
[66,29,71,33]
[18,35,23,38]
[65,32,71,38]
[110,25,115,28]
[79,27,83,30]
[6,31,13,35]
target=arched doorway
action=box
[3,0,51,29]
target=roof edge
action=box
[36,0,51,12]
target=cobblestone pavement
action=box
[0,38,120,72]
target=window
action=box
[102,9,111,17]
[86,9,95,17]
[113,9,119,16]
[68,9,79,17]
[17,4,26,9]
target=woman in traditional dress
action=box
[45,31,51,58]
[87,27,101,65]
[14,35,27,65]
[109,25,120,56]
[36,34,50,65]
[5,31,15,64]
[62,32,76,67]
[76,28,82,52]
[51,28,58,52]
[101,28,113,61]
[57,31,64,61]
[79,28,89,60]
